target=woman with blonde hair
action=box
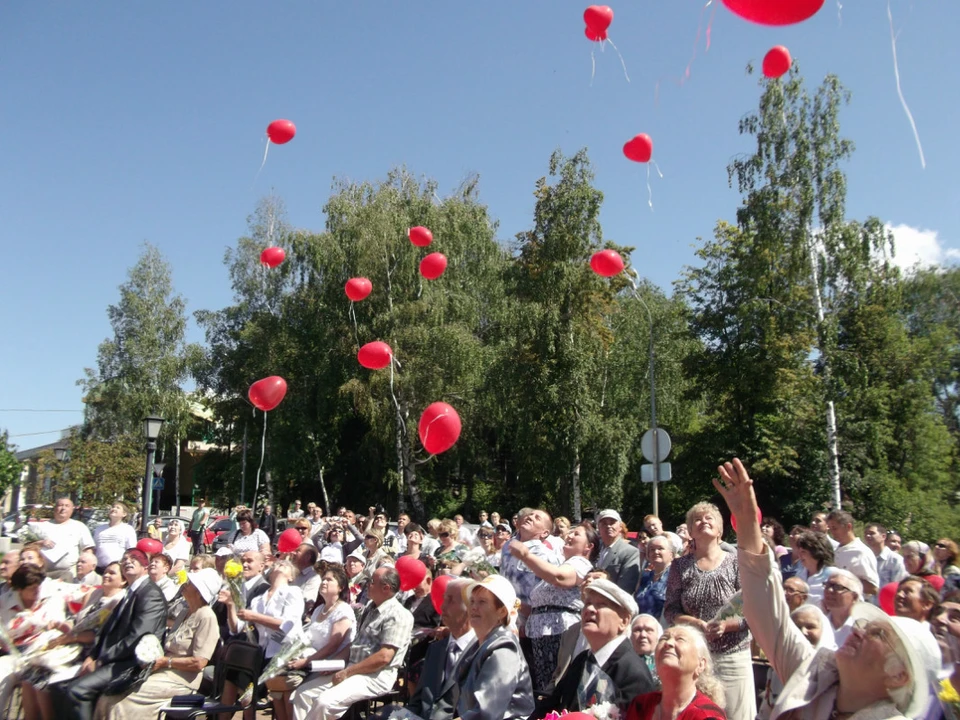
[626,624,726,720]
[664,502,752,720]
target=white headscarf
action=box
[791,603,837,650]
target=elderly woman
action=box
[94,568,221,719]
[664,502,754,720]
[902,541,937,578]
[229,508,272,555]
[715,457,942,720]
[457,575,535,720]
[0,564,68,717]
[792,531,835,607]
[935,539,960,580]
[271,564,357,720]
[631,613,664,685]
[636,534,675,623]
[626,624,727,720]
[163,519,192,573]
[361,529,389,579]
[510,522,598,692]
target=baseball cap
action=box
[583,578,638,618]
[597,509,622,524]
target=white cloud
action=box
[885,223,960,271]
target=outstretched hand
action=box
[712,458,756,517]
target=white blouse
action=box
[250,584,305,658]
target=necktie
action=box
[444,639,462,682]
[576,651,600,709]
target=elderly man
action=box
[894,576,940,624]
[292,566,414,720]
[717,458,942,720]
[76,549,101,586]
[222,550,269,635]
[783,577,810,612]
[642,515,664,537]
[500,508,559,635]
[27,496,95,581]
[595,509,640,594]
[0,550,19,599]
[52,548,167,720]
[827,510,880,598]
[533,579,655,717]
[378,577,478,720]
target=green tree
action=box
[0,430,21,500]
[79,242,198,510]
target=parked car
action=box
[207,516,238,551]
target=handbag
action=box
[170,694,205,707]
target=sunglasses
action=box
[478,533,493,539]
[296,527,310,532]
[439,532,451,538]
[936,543,950,549]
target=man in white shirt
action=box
[827,510,879,597]
[864,522,907,590]
[28,497,95,582]
[92,502,137,574]
[293,543,321,616]
[454,515,474,547]
[810,512,840,550]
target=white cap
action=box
[188,568,223,605]
[467,575,519,621]
[215,547,235,558]
[597,509,622,523]
[583,578,638,618]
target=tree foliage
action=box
[0,430,21,500]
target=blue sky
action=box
[2,1,958,448]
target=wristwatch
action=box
[167,657,173,669]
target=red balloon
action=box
[431,574,453,615]
[420,253,448,280]
[722,0,824,26]
[137,538,163,556]
[879,582,897,615]
[584,26,606,42]
[260,246,286,268]
[730,506,762,533]
[248,376,288,412]
[277,527,301,554]
[408,226,433,248]
[358,341,393,370]
[590,250,625,278]
[396,556,428,592]
[623,134,653,163]
[418,402,462,455]
[266,119,296,144]
[345,277,372,302]
[584,5,614,34]
[763,46,792,78]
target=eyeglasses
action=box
[439,532,451,538]
[824,582,854,594]
[852,618,898,651]
[478,533,493,539]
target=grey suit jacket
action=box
[457,626,535,720]
[597,538,641,593]
[408,634,479,720]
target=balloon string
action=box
[349,301,360,349]
[683,0,714,83]
[646,164,654,210]
[420,408,450,453]
[254,140,271,184]
[837,0,843,26]
[389,356,406,437]
[605,37,630,83]
[886,0,925,169]
[252,410,267,510]
[590,47,596,86]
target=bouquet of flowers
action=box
[174,568,189,585]
[135,634,164,667]
[461,546,497,579]
[939,679,960,720]
[224,558,245,610]
[258,623,311,685]
[711,590,744,624]
[583,702,621,720]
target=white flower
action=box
[585,702,620,720]
[134,634,164,667]
[461,547,486,565]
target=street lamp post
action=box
[141,413,165,536]
[54,447,75,504]
[629,289,661,517]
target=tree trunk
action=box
[317,465,331,517]
[175,435,182,518]
[809,242,842,509]
[571,451,582,523]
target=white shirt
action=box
[128,574,150,594]
[875,545,907,588]
[250,585,305,657]
[93,522,138,568]
[834,537,879,591]
[592,634,629,667]
[29,519,95,571]
[458,525,475,547]
[294,565,321,606]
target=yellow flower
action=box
[175,569,188,585]
[224,559,243,579]
[939,678,960,704]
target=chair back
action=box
[216,639,264,701]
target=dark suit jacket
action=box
[259,513,277,541]
[408,634,480,720]
[404,594,441,629]
[532,638,656,718]
[91,577,167,666]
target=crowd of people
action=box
[1,468,959,720]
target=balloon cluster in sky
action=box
[245,0,904,476]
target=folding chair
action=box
[158,639,264,719]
